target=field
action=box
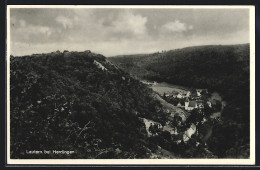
[151,82,190,96]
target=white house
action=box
[183,123,196,142]
[186,91,191,98]
[177,93,183,99]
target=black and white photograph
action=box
[7,5,255,165]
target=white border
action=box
[249,5,256,165]
[7,5,253,9]
[6,5,255,165]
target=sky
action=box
[9,7,250,57]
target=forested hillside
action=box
[10,50,170,159]
[109,44,249,96]
[109,44,250,158]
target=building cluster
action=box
[163,89,213,112]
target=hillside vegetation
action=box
[109,44,250,158]
[10,50,170,159]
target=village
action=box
[140,80,223,146]
[163,88,213,112]
[142,80,219,113]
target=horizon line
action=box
[10,42,250,57]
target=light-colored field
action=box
[151,82,189,95]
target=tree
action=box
[149,123,160,136]
[170,115,182,131]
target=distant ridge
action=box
[110,43,249,58]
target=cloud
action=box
[12,19,53,41]
[36,26,52,36]
[56,16,73,29]
[110,10,148,36]
[10,8,249,57]
[57,10,149,42]
[161,20,193,33]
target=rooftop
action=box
[188,101,197,107]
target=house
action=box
[207,101,212,108]
[185,91,191,98]
[183,123,196,142]
[185,100,198,111]
[171,91,179,98]
[177,102,182,108]
[196,89,202,97]
[176,93,184,99]
[188,101,198,110]
[196,89,208,96]
[197,100,204,109]
[184,99,189,110]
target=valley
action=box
[10,44,250,159]
[109,44,250,158]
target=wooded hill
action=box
[109,44,250,158]
[109,44,249,99]
[10,50,170,159]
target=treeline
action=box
[10,50,169,159]
[109,44,250,158]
